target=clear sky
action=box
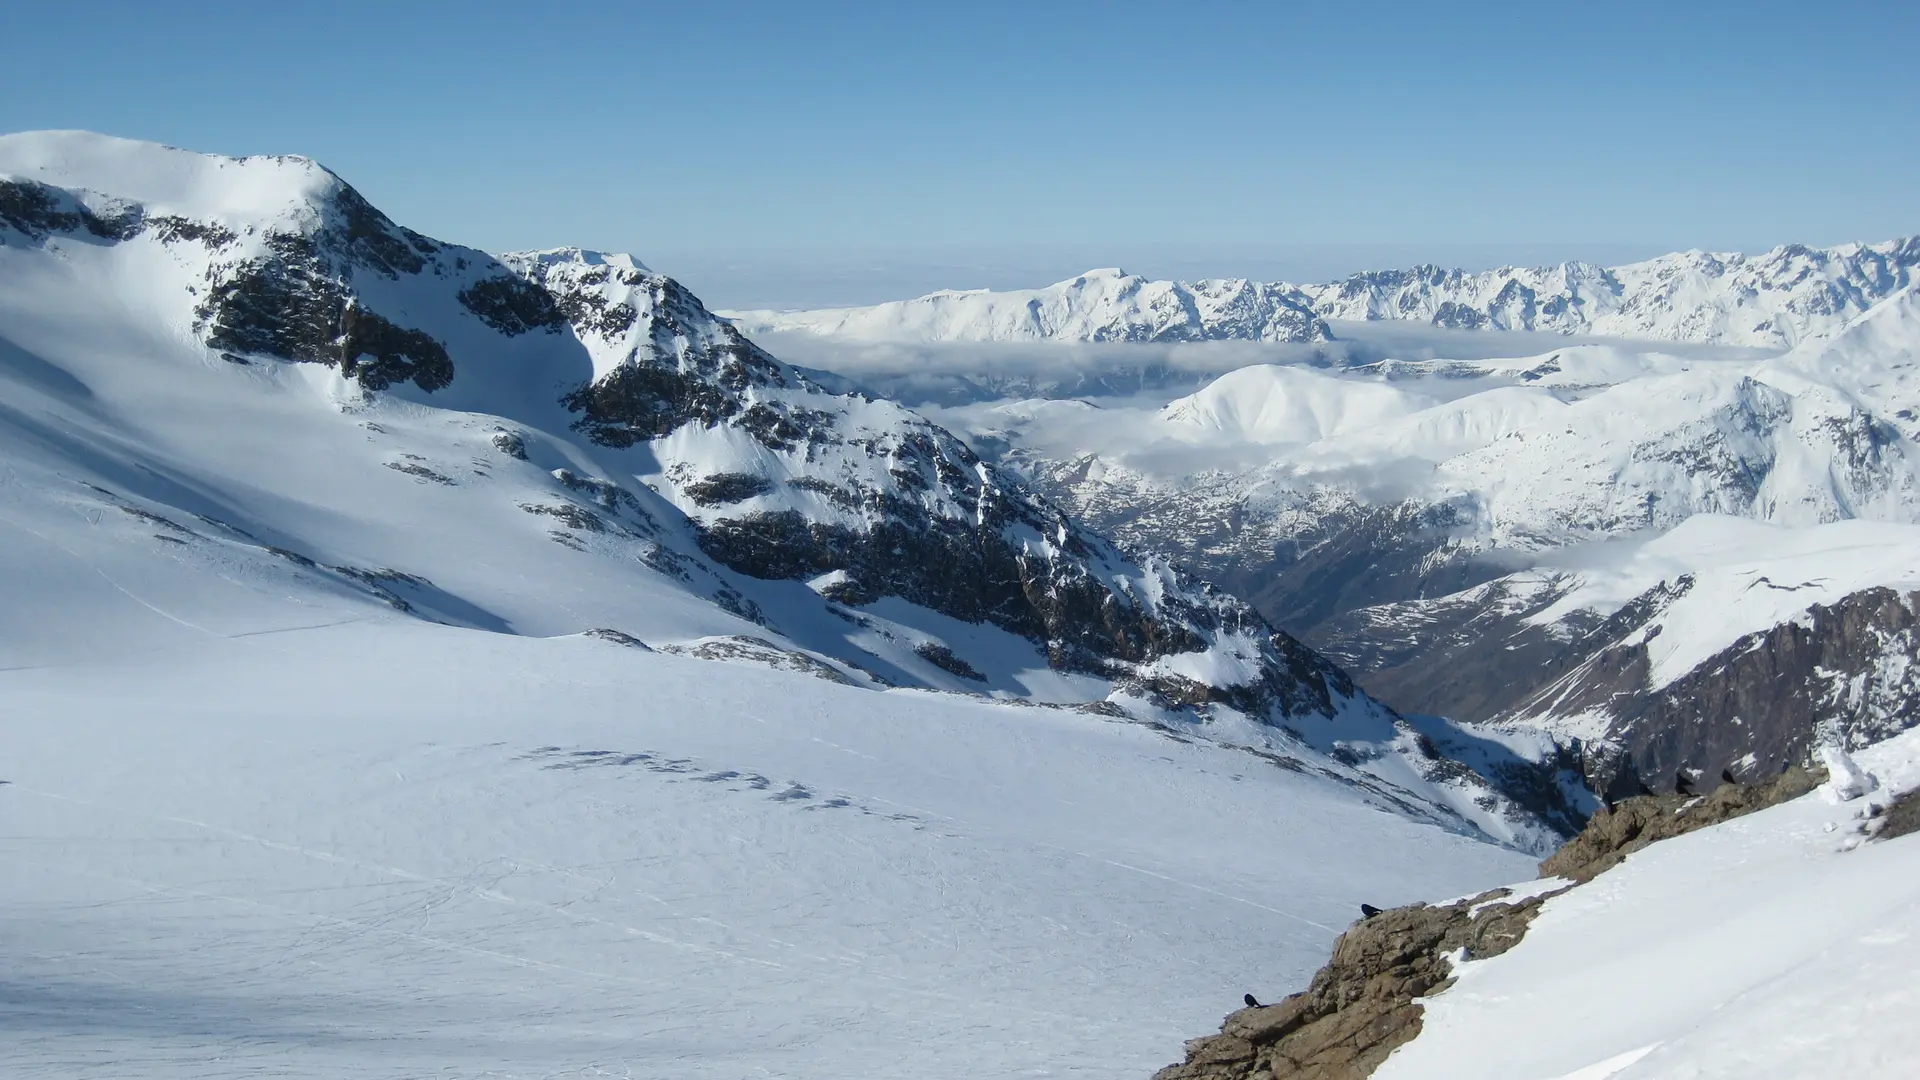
[3,0,1915,307]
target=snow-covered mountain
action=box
[898,285,1920,804]
[727,237,1920,348]
[729,267,1334,344]
[0,131,1577,848]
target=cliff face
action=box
[1504,585,1920,799]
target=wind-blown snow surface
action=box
[1372,728,1920,1080]
[727,238,1920,349]
[0,130,1559,1076]
[0,622,1532,1079]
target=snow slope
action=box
[0,616,1535,1079]
[1373,728,1920,1080]
[728,238,1920,349]
[0,130,1573,1076]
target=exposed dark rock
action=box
[148,215,237,247]
[583,628,651,650]
[1538,766,1821,883]
[519,502,607,534]
[1153,764,1828,1079]
[659,636,857,686]
[0,178,139,241]
[547,272,801,447]
[1505,586,1920,798]
[1152,885,1561,1080]
[263,546,317,568]
[324,181,432,277]
[683,471,774,507]
[1878,786,1920,842]
[458,274,567,335]
[489,430,529,459]
[384,460,456,485]
[330,566,431,612]
[915,642,986,682]
[551,469,653,526]
[195,233,453,393]
[815,574,877,606]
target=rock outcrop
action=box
[1503,586,1920,800]
[1152,886,1561,1080]
[1537,767,1821,883]
[1151,766,1829,1079]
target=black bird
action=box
[1675,768,1696,797]
[1244,993,1264,1009]
[1360,903,1383,919]
[1721,767,1739,786]
[1635,776,1657,797]
[1602,794,1617,813]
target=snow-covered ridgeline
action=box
[0,129,1567,850]
[728,267,1334,344]
[726,236,1920,348]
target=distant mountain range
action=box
[725,237,1920,348]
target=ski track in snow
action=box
[0,621,1529,1079]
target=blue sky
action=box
[3,1,1915,307]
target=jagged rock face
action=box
[193,183,476,392]
[1504,585,1920,797]
[509,251,808,446]
[510,248,1370,719]
[1,177,145,241]
[1152,885,1560,1080]
[1538,767,1821,882]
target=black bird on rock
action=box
[1721,767,1739,786]
[1675,769,1697,797]
[1244,993,1263,1008]
[1360,903,1383,919]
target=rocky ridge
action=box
[0,131,1564,848]
[1151,766,1826,1080]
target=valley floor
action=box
[0,620,1531,1079]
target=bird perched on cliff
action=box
[1721,767,1739,786]
[1244,994,1263,1008]
[1675,768,1697,797]
[1360,903,1383,919]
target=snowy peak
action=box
[1160,364,1424,446]
[0,129,338,229]
[726,237,1920,348]
[725,266,1335,344]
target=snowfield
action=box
[9,127,1920,1080]
[0,621,1531,1079]
[1374,727,1920,1080]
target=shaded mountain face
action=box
[501,248,1363,718]
[0,131,1570,852]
